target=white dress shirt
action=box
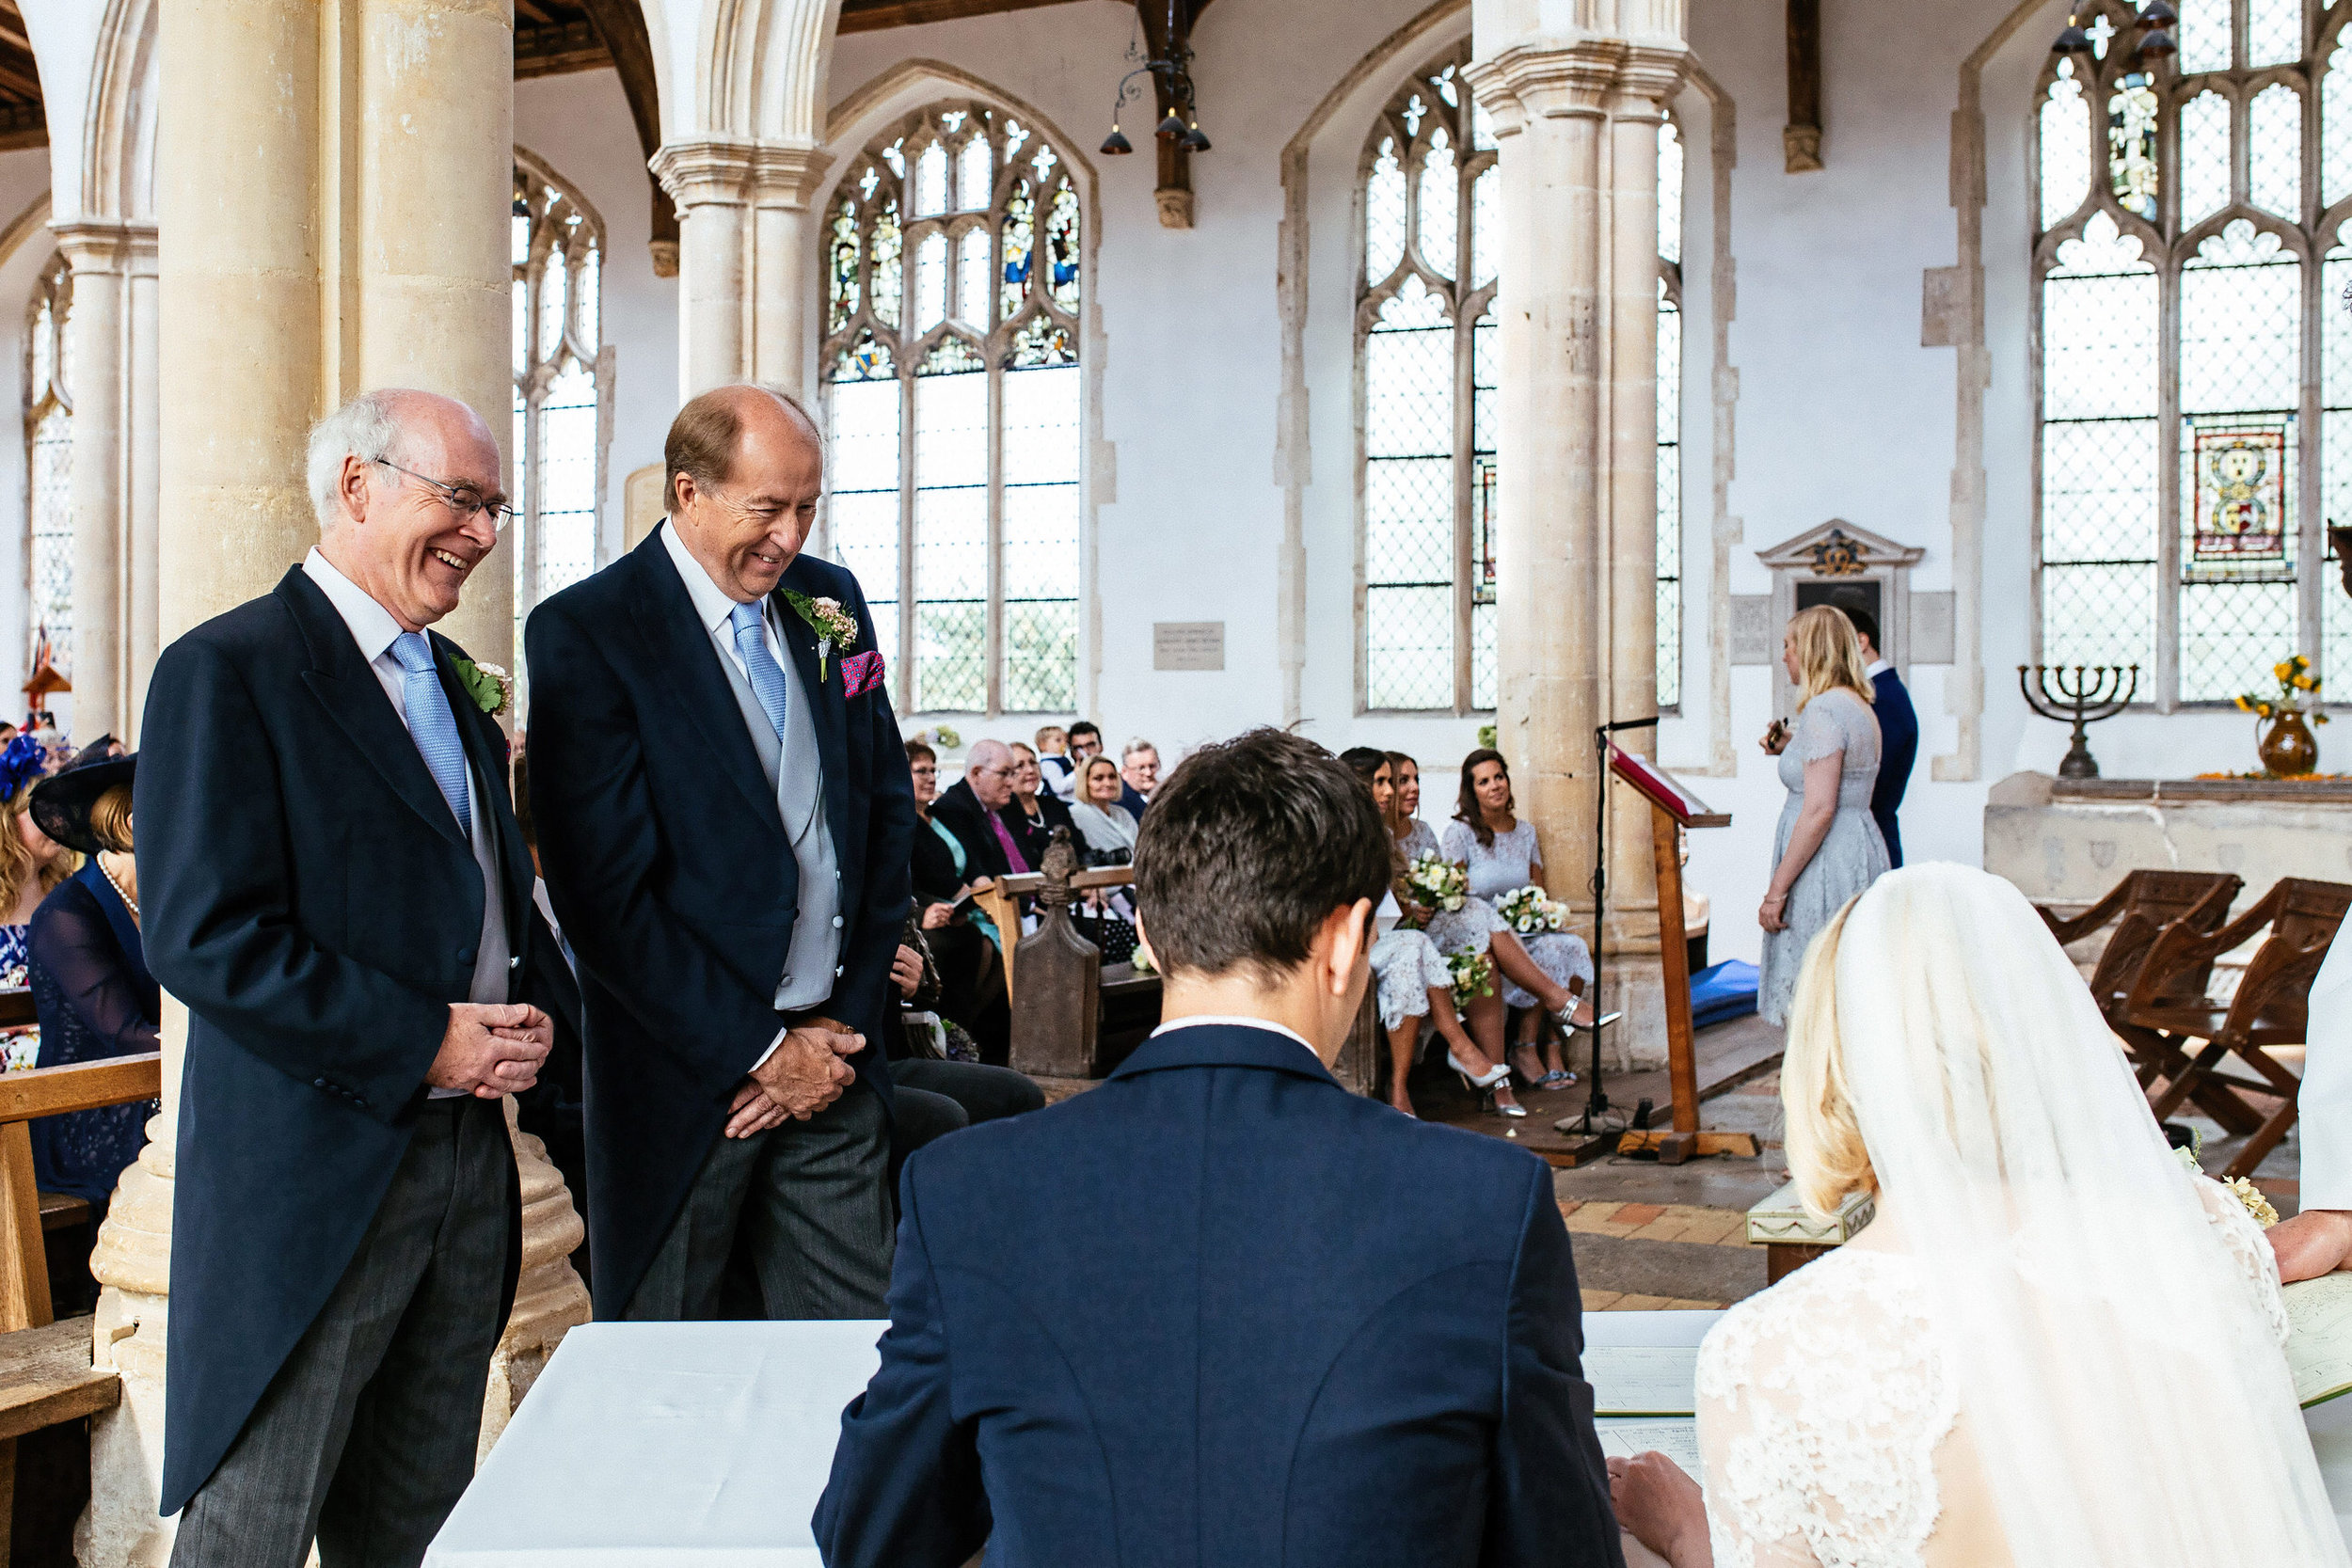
[1865,657,1892,680]
[1151,1014,1325,1068]
[302,547,509,1097]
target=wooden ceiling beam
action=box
[837,0,1088,33]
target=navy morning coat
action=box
[524,528,915,1319]
[815,1022,1626,1568]
[1870,664,1919,868]
[139,568,579,1516]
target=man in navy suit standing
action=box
[817,728,1623,1568]
[141,389,570,1567]
[1846,608,1917,867]
[527,386,914,1323]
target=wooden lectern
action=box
[1605,747,1756,1164]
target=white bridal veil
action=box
[1829,864,2346,1567]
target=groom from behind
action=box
[818,728,1624,1568]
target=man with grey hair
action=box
[929,738,1027,879]
[1118,737,1160,820]
[139,388,575,1567]
[526,383,914,1324]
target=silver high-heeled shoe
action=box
[1450,1053,1527,1117]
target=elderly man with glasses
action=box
[139,389,576,1568]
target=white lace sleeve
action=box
[1694,1251,1955,1568]
[1786,699,1850,766]
[1438,818,1472,863]
[2191,1175,2289,1347]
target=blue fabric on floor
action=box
[1691,958,1759,1030]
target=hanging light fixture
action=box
[2137,25,2177,55]
[2052,11,2095,53]
[2137,0,2177,24]
[2135,0,2177,56]
[1100,2,1213,163]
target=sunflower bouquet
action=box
[2234,654,2328,726]
[1495,885,1567,936]
[1404,854,1469,916]
[1447,949,1496,1007]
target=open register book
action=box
[2285,1273,2352,1407]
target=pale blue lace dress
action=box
[1438,819,1595,1011]
[1757,687,1890,1026]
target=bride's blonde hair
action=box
[1780,895,1878,1222]
[1786,604,1875,712]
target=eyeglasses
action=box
[374,459,517,531]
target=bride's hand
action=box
[2268,1209,2352,1282]
[1607,1452,1713,1568]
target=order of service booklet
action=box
[2284,1273,2352,1408]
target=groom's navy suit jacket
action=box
[525,528,914,1318]
[816,1022,1624,1568]
[138,568,579,1515]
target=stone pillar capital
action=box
[650,138,832,213]
[1466,36,1689,131]
[50,217,160,276]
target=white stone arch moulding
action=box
[699,0,844,143]
[1272,0,1739,767]
[813,58,1108,718]
[81,0,157,223]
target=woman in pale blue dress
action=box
[1756,605,1891,1025]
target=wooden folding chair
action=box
[2127,878,2352,1178]
[2039,870,2246,1123]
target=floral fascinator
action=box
[0,734,49,802]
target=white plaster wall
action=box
[517,69,679,568]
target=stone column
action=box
[1468,18,1687,1069]
[84,4,587,1560]
[650,139,830,400]
[52,221,160,749]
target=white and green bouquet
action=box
[1447,949,1496,1007]
[1495,884,1568,936]
[1404,854,1469,915]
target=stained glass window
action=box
[513,157,611,692]
[2033,0,2348,706]
[818,103,1083,714]
[24,254,69,683]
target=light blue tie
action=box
[389,631,471,830]
[729,601,793,745]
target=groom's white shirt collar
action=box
[1152,1014,1323,1067]
[1865,657,1892,680]
[661,518,768,636]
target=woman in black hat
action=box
[24,751,157,1251]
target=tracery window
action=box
[819,103,1084,715]
[1658,117,1685,712]
[1357,46,1686,712]
[24,254,69,682]
[512,157,610,658]
[2031,0,2352,704]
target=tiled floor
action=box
[1563,1199,1764,1310]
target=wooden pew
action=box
[2037,870,2249,1128]
[1000,833,1383,1094]
[2126,878,2352,1178]
[0,1051,161,1559]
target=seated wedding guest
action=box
[883,924,1042,1153]
[999,741,1076,868]
[1446,750,1596,1089]
[1841,607,1916,868]
[1387,750,1438,859]
[1610,863,2337,1568]
[0,733,77,992]
[904,740,1009,1067]
[1756,605,1887,1027]
[1066,754,1139,866]
[930,739,1027,878]
[1341,748,1518,1120]
[1067,720,1104,768]
[24,751,156,1307]
[1035,724,1078,804]
[818,728,1621,1568]
[1119,736,1158,818]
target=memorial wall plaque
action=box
[1153,622,1226,672]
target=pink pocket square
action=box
[842,649,885,699]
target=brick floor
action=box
[1562,1201,1756,1249]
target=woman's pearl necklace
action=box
[98,858,137,922]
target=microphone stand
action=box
[1561,714,1659,1159]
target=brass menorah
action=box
[2019,664,2139,780]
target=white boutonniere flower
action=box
[783,591,861,679]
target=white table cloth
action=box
[428,1310,2352,1564]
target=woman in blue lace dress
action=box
[25,752,155,1212]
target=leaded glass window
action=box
[24,254,69,681]
[2033,0,2352,705]
[818,103,1084,715]
[513,157,611,675]
[1359,46,1497,712]
[1658,117,1685,713]
[1359,46,1684,712]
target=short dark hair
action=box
[1840,606,1881,653]
[1069,721,1102,743]
[1338,747,1390,783]
[1135,729,1391,984]
[904,739,936,765]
